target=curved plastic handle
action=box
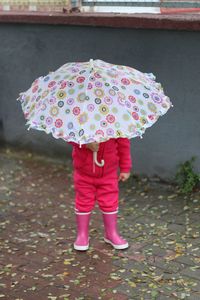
[93,151,104,167]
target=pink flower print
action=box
[132,112,139,120]
[109,89,116,97]
[55,119,63,128]
[104,97,113,105]
[36,100,42,109]
[95,81,103,88]
[48,97,56,105]
[31,95,36,102]
[148,114,155,121]
[87,104,95,112]
[51,86,57,92]
[121,78,130,85]
[117,92,125,99]
[88,83,93,89]
[125,101,131,108]
[41,103,47,111]
[106,128,114,136]
[46,117,53,125]
[94,72,101,78]
[73,107,81,116]
[24,112,29,119]
[72,67,79,73]
[32,85,38,93]
[67,98,74,105]
[77,76,85,83]
[151,93,162,104]
[32,78,39,86]
[111,79,118,85]
[128,95,136,103]
[48,81,56,88]
[96,129,104,137]
[117,97,125,106]
[106,114,115,123]
[60,81,67,89]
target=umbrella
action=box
[17,59,173,166]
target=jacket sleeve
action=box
[116,138,132,173]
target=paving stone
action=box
[150,259,185,273]
[167,224,186,233]
[142,245,168,257]
[187,294,200,300]
[181,267,200,280]
[175,255,199,266]
[156,295,176,300]
[114,283,141,299]
[185,237,200,246]
[158,285,178,296]
[1,147,200,299]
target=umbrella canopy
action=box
[17,59,173,145]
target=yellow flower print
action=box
[94,89,104,98]
[148,102,157,113]
[99,104,109,115]
[50,106,59,117]
[56,90,67,100]
[29,103,35,113]
[128,124,136,133]
[90,124,96,130]
[116,130,123,137]
[41,90,49,98]
[112,107,118,114]
[140,116,147,125]
[77,92,86,103]
[123,114,130,121]
[78,112,88,125]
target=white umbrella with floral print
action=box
[17,59,173,166]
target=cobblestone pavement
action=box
[0,146,200,300]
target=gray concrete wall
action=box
[0,23,199,179]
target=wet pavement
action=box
[0,146,200,300]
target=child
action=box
[69,138,132,251]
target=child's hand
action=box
[118,172,130,182]
[86,142,99,152]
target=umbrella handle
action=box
[93,151,104,167]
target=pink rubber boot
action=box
[102,211,129,250]
[74,212,91,251]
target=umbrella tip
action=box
[90,59,94,69]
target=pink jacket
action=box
[69,138,132,177]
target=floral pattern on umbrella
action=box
[17,59,173,145]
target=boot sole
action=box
[104,238,129,250]
[73,243,89,251]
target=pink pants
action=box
[74,170,119,213]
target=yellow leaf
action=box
[128,281,137,288]
[64,258,74,265]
